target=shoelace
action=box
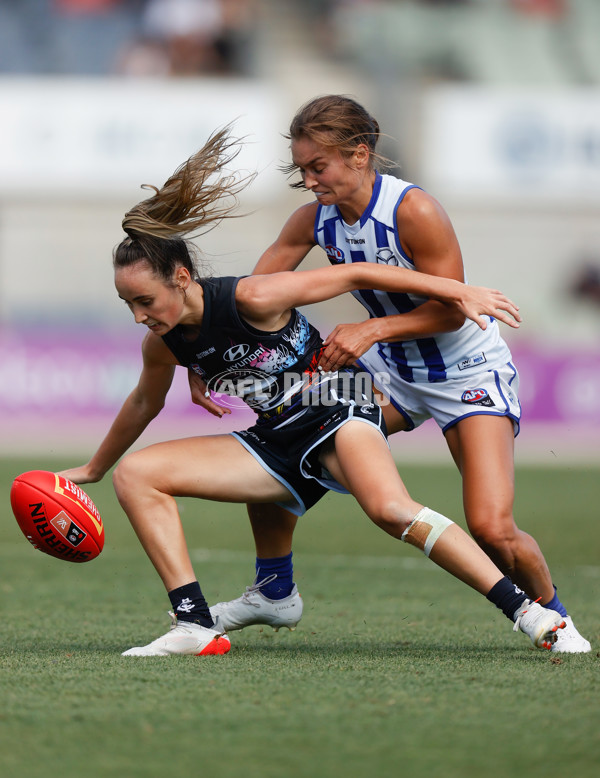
[512,605,528,633]
[167,611,191,632]
[240,574,279,608]
[166,610,226,636]
[512,597,542,632]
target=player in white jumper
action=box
[201,96,590,653]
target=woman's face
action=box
[290,135,369,207]
[115,261,184,336]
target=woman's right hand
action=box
[57,464,104,485]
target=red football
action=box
[10,470,104,563]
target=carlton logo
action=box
[461,388,495,407]
[224,344,250,362]
[325,245,345,264]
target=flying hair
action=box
[114,126,255,281]
[122,125,254,240]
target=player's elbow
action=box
[130,389,166,423]
[141,396,166,420]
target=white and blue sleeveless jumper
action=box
[314,173,512,384]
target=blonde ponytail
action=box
[123,126,254,240]
[115,125,255,280]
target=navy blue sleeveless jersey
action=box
[161,276,386,515]
[161,276,324,415]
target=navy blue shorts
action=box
[231,372,387,516]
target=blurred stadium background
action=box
[1,0,599,464]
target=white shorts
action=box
[357,347,521,436]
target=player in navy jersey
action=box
[195,96,590,653]
[58,125,566,657]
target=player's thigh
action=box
[320,421,419,521]
[445,415,516,530]
[118,434,292,504]
[380,400,411,434]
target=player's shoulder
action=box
[396,186,449,228]
[142,330,178,364]
[280,201,319,244]
[371,173,418,220]
[288,201,319,228]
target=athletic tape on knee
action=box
[401,507,454,557]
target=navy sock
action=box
[168,581,214,627]
[486,576,529,622]
[542,585,568,618]
[255,552,294,600]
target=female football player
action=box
[60,126,565,657]
[197,96,590,653]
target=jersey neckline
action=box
[338,171,382,231]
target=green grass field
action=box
[1,456,599,778]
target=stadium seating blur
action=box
[0,0,259,76]
[326,0,600,86]
[0,1,598,84]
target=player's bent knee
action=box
[367,500,417,538]
[112,452,147,501]
[401,507,454,557]
[112,460,130,502]
[469,520,518,554]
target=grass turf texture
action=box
[1,456,599,777]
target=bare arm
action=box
[236,262,520,333]
[253,202,318,274]
[59,333,177,484]
[391,187,468,333]
[253,191,465,332]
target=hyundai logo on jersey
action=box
[224,344,250,362]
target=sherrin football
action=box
[10,470,104,563]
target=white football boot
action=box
[122,612,231,656]
[550,616,591,653]
[210,575,303,632]
[513,599,566,650]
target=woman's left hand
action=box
[188,369,231,417]
[455,286,522,330]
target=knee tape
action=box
[401,507,454,557]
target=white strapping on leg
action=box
[401,507,454,557]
